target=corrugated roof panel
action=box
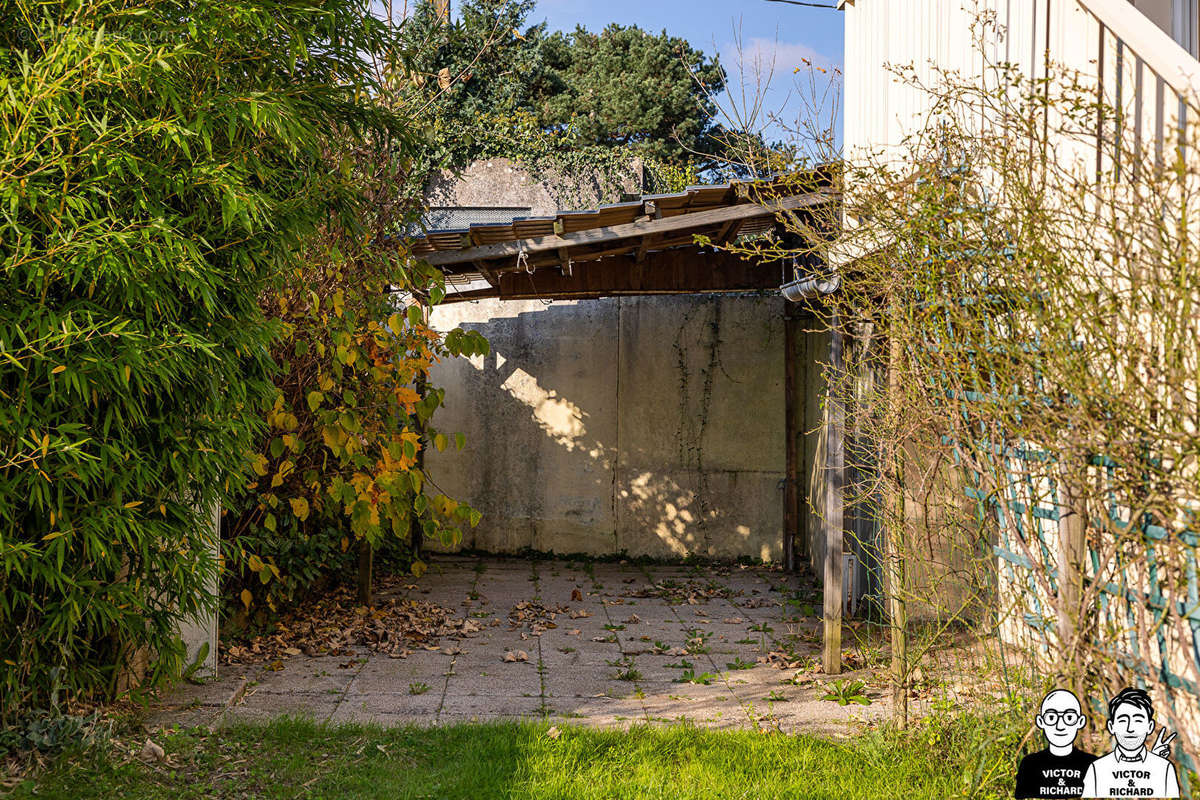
[426,230,470,250]
[469,223,517,245]
[511,216,557,238]
[558,209,602,233]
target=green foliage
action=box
[0,0,406,719]
[221,48,491,614]
[399,1,713,201]
[820,679,872,706]
[538,24,725,166]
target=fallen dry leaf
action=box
[622,614,641,625]
[547,726,561,740]
[220,573,461,667]
[571,589,583,601]
[568,610,591,619]
[502,650,529,663]
[567,628,581,636]
[140,739,165,762]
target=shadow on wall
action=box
[425,294,787,561]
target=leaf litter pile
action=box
[221,575,487,668]
[506,599,569,636]
[623,577,744,605]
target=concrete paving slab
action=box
[448,660,542,696]
[439,693,545,717]
[335,691,441,717]
[251,658,357,694]
[225,690,339,724]
[148,557,839,735]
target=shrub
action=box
[221,102,490,617]
[0,0,407,720]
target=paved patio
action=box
[149,557,888,736]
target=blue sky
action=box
[532,0,844,147]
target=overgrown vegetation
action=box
[397,0,746,206]
[7,713,1027,799]
[743,8,1200,757]
[0,0,415,720]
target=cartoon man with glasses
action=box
[1082,687,1178,798]
[1016,689,1098,798]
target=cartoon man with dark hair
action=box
[1082,687,1178,798]
[1016,689,1097,798]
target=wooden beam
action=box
[494,248,782,299]
[421,191,834,267]
[822,314,845,675]
[472,261,499,288]
[715,217,743,245]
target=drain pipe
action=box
[781,271,840,302]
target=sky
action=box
[531,0,844,149]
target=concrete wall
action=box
[425,294,788,561]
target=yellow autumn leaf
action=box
[251,454,269,476]
[411,559,427,578]
[51,365,66,374]
[123,500,142,509]
[248,554,264,572]
[289,496,310,521]
[240,589,252,609]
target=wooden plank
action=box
[421,191,834,267]
[823,314,845,675]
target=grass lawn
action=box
[9,714,1020,800]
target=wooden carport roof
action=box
[409,174,836,302]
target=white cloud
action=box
[721,36,836,82]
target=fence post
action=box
[1058,468,1086,685]
[885,321,908,726]
[823,314,845,675]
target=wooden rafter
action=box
[421,191,834,268]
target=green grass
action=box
[10,714,1020,800]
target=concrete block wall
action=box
[425,294,788,561]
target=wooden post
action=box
[357,539,373,607]
[823,313,845,675]
[885,323,908,727]
[784,310,808,572]
[1058,471,1085,683]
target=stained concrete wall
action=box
[426,294,787,561]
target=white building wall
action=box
[843,0,1190,167]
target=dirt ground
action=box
[148,556,890,736]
